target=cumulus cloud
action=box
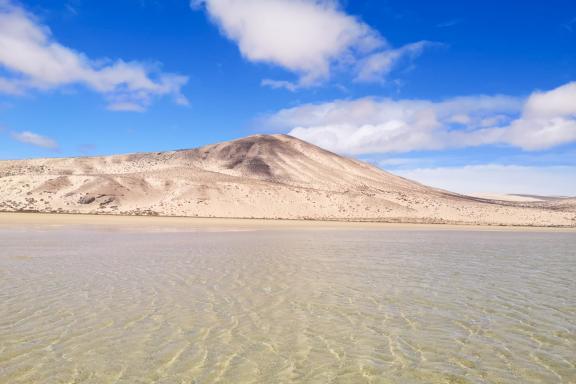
[11,131,58,149]
[193,0,428,89]
[263,95,521,153]
[262,82,576,153]
[490,82,576,150]
[394,165,576,196]
[0,0,188,110]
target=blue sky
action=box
[0,0,575,195]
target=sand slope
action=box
[1,134,574,226]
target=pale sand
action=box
[1,134,575,227]
[467,193,546,202]
[1,212,575,232]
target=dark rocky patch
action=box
[78,195,95,204]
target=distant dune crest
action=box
[0,134,574,226]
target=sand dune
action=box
[1,134,574,226]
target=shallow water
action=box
[0,227,575,383]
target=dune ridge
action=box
[1,134,574,226]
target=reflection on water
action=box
[0,227,575,383]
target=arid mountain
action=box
[0,134,574,226]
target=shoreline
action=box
[1,212,574,232]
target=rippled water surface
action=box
[1,226,575,383]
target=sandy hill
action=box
[0,134,574,226]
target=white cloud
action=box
[394,165,576,196]
[355,41,431,83]
[436,19,464,28]
[260,79,300,92]
[263,95,521,153]
[447,114,471,125]
[492,82,576,150]
[11,131,58,149]
[106,102,146,113]
[193,0,428,88]
[0,0,188,110]
[0,76,26,95]
[262,82,576,153]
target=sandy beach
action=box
[1,212,575,232]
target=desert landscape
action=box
[0,134,574,227]
[2,1,576,382]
